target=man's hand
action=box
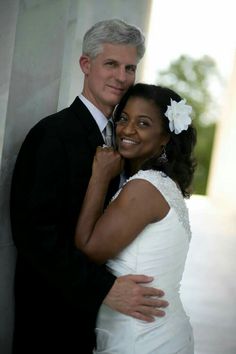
[103,274,169,322]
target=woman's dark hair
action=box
[113,83,197,198]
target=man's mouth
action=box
[108,85,124,94]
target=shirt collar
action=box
[79,94,108,133]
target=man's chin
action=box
[109,93,124,105]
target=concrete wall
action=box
[0,1,152,352]
[0,2,20,352]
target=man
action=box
[10,19,168,354]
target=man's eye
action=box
[126,65,136,73]
[105,61,115,67]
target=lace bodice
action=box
[112,169,191,239]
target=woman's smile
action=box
[119,137,139,146]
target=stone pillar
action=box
[0,2,20,352]
[207,53,236,213]
[0,1,78,353]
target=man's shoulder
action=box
[18,97,96,154]
[29,97,87,134]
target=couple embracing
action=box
[11,19,196,353]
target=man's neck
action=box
[81,91,113,118]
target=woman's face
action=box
[116,96,169,171]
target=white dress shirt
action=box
[79,94,108,140]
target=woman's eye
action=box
[117,114,128,123]
[138,120,149,127]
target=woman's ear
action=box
[79,55,91,75]
[162,133,170,147]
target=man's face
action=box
[80,43,138,116]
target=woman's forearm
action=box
[75,147,123,255]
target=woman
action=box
[75,83,196,353]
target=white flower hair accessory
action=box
[164,99,192,134]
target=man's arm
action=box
[10,126,115,313]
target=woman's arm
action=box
[75,149,170,263]
[75,146,123,251]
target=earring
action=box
[158,146,168,164]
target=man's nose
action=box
[116,67,126,82]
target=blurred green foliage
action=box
[156,55,222,195]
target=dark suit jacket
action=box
[10,97,118,354]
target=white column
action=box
[0,1,78,353]
[0,2,20,352]
[207,53,236,212]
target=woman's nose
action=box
[122,121,136,134]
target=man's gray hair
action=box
[82,19,145,62]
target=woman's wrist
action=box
[91,170,113,185]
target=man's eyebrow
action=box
[126,64,137,68]
[104,58,117,61]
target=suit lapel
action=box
[70,97,120,203]
[70,97,105,150]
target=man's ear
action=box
[79,55,91,74]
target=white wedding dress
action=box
[94,170,194,354]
